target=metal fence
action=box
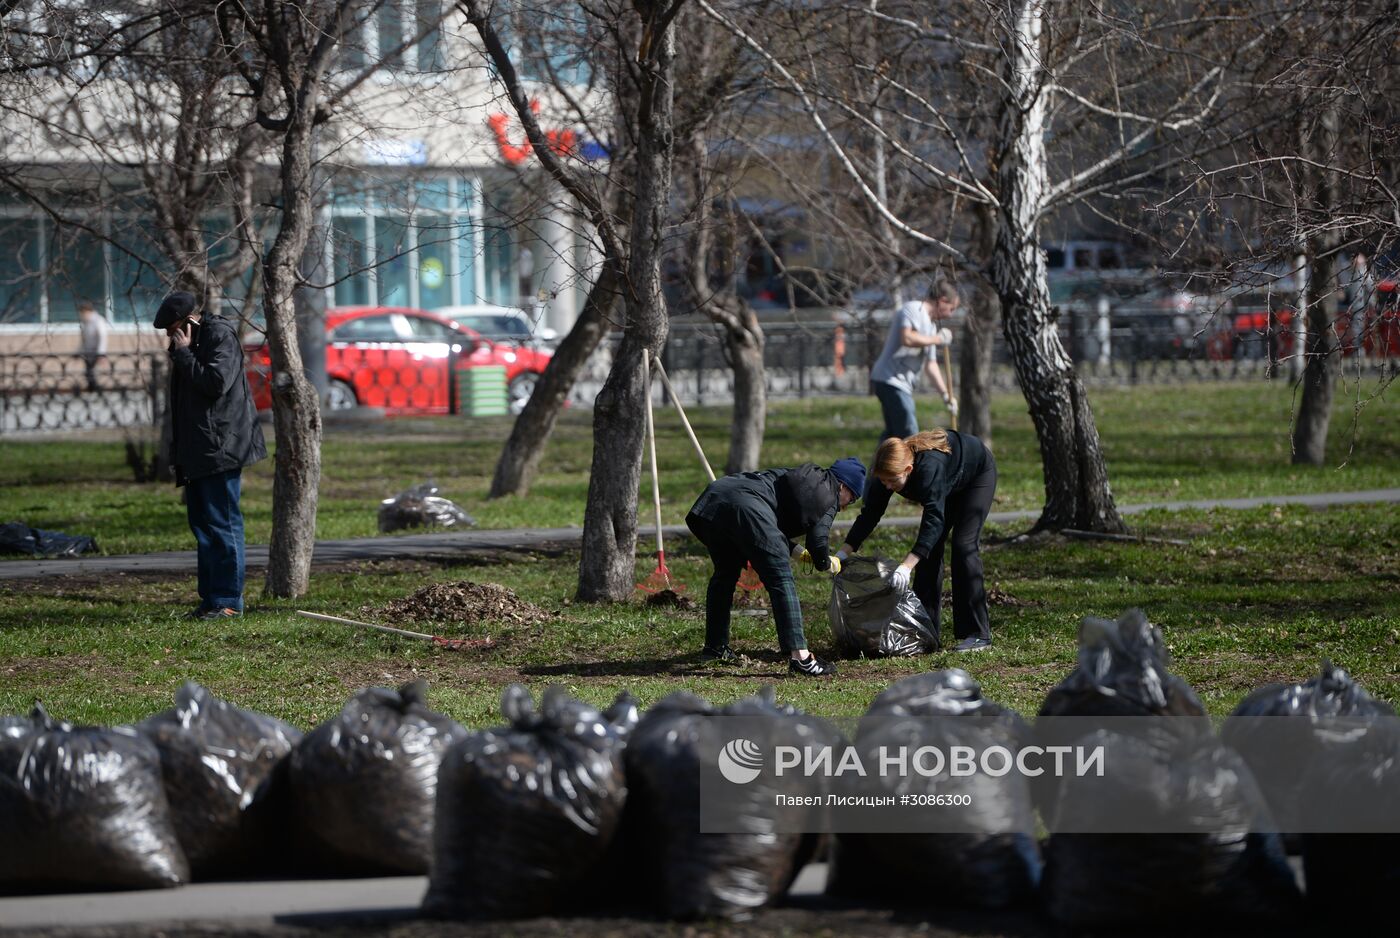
[0,352,166,434]
[574,315,1400,406]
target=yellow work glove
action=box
[790,545,812,569]
[826,554,843,576]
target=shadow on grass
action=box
[521,648,795,680]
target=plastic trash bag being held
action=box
[828,554,939,657]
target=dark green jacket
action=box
[688,464,841,569]
[846,431,987,558]
[168,316,267,485]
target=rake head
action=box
[637,551,684,594]
[737,561,764,591]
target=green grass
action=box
[2,503,1396,731]
[0,382,1396,555]
[1,381,1396,731]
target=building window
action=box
[341,0,446,73]
[329,175,483,310]
[0,217,42,324]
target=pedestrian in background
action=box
[154,291,266,620]
[686,458,867,676]
[837,429,996,652]
[869,279,959,442]
[77,300,109,392]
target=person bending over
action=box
[839,430,996,652]
[686,458,866,676]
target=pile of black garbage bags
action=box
[1,607,1396,931]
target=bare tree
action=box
[462,0,688,601]
[703,0,1282,532]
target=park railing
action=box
[574,313,1400,407]
[0,352,167,435]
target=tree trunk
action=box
[993,0,1124,533]
[682,132,765,474]
[490,257,621,497]
[960,201,1000,443]
[720,298,765,473]
[577,3,676,602]
[1292,102,1341,465]
[262,115,323,599]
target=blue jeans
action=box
[873,381,919,442]
[186,468,246,612]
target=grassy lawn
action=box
[0,381,1396,556]
[1,381,1396,733]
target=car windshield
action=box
[331,315,398,342]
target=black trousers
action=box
[685,509,808,653]
[912,452,997,643]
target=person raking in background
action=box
[154,290,266,620]
[869,278,960,442]
[837,429,996,652]
[686,458,867,676]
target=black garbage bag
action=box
[828,554,939,656]
[423,685,638,919]
[1041,729,1301,929]
[0,521,97,557]
[0,705,189,893]
[377,482,475,533]
[1222,660,1395,843]
[620,688,833,920]
[828,670,1041,909]
[1299,719,1400,922]
[1034,608,1210,819]
[287,681,465,875]
[137,682,303,879]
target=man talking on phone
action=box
[154,291,266,619]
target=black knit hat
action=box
[153,291,197,329]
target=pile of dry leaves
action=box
[364,581,552,626]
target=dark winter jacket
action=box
[168,315,266,485]
[687,463,842,569]
[845,431,988,558]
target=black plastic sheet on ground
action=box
[0,521,97,557]
[828,554,939,656]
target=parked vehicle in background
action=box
[243,307,552,416]
[433,303,557,346]
[1205,291,1297,363]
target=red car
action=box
[244,306,552,416]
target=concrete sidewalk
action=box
[0,864,830,931]
[2,488,1397,582]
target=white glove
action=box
[945,395,959,417]
[889,564,912,593]
[937,327,953,344]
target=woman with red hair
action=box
[838,429,996,651]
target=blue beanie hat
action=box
[828,457,866,501]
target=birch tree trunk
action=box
[577,1,678,601]
[1292,100,1341,465]
[262,108,323,599]
[992,0,1124,532]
